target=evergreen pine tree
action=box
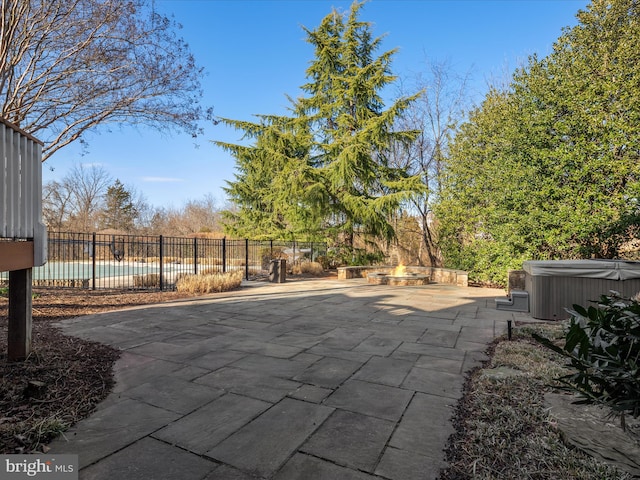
[101,179,138,232]
[218,1,423,250]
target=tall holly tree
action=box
[436,0,640,285]
[218,2,423,247]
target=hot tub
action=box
[523,259,640,320]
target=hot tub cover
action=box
[523,260,640,280]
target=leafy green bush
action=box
[437,235,530,288]
[325,246,384,267]
[533,293,640,423]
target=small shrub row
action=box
[176,270,243,294]
[290,261,324,276]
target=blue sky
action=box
[43,0,589,209]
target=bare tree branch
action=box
[391,58,472,266]
[0,0,209,161]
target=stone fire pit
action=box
[367,272,430,286]
[338,265,468,287]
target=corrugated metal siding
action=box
[527,274,640,320]
[0,118,46,266]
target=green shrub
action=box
[326,246,385,267]
[533,292,640,424]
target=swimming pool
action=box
[0,261,214,288]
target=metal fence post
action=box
[91,232,96,290]
[193,237,198,275]
[159,235,164,291]
[222,237,226,273]
[293,240,297,266]
[245,238,249,280]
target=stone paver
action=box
[49,278,514,479]
[324,379,414,421]
[301,409,395,472]
[205,398,334,477]
[389,392,456,456]
[293,356,363,388]
[415,354,464,375]
[80,437,216,480]
[122,375,224,414]
[418,328,460,347]
[63,398,181,469]
[153,393,271,455]
[375,446,446,480]
[195,366,302,402]
[402,366,464,399]
[275,453,380,480]
[352,355,414,387]
[288,384,333,403]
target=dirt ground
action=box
[0,288,201,453]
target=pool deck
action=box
[50,277,532,479]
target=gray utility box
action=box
[523,259,640,320]
[269,259,286,283]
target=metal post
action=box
[507,320,512,340]
[8,268,33,361]
[193,237,198,275]
[159,235,164,291]
[245,238,249,280]
[222,237,226,273]
[91,232,97,290]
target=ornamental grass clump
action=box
[291,261,324,276]
[176,270,243,294]
[533,292,640,426]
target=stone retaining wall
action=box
[337,266,468,287]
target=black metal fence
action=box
[1,231,326,291]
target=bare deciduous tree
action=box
[149,194,222,236]
[393,58,471,266]
[66,164,112,231]
[42,179,73,230]
[42,163,112,231]
[0,0,209,161]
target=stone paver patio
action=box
[50,277,529,479]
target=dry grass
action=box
[175,270,243,294]
[227,258,247,267]
[440,323,633,480]
[291,261,325,276]
[133,273,160,288]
